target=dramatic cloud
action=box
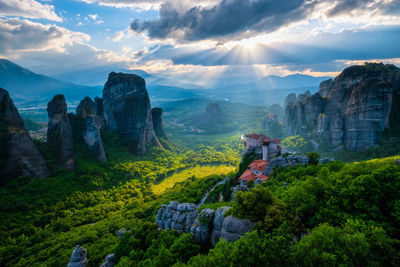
[131,0,315,41]
[0,18,89,53]
[140,26,400,72]
[130,0,400,42]
[0,0,62,22]
[327,0,400,17]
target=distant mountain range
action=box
[0,58,331,108]
[0,59,101,106]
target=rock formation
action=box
[100,254,116,267]
[284,63,400,150]
[151,107,168,141]
[67,245,87,267]
[190,208,215,245]
[264,155,309,175]
[211,206,231,246]
[220,215,256,243]
[0,88,49,184]
[318,79,333,97]
[47,94,75,171]
[102,72,161,156]
[94,97,106,127]
[156,201,255,246]
[231,179,249,201]
[76,97,107,162]
[199,102,223,129]
[156,202,198,233]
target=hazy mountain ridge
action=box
[0,59,101,105]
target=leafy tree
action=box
[307,152,320,165]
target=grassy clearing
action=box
[152,165,236,195]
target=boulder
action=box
[102,72,161,156]
[76,97,107,162]
[0,88,49,184]
[47,94,75,171]
[100,254,116,267]
[117,229,130,238]
[67,245,87,267]
[151,107,168,141]
[156,201,198,233]
[190,208,215,245]
[211,207,230,246]
[220,216,256,243]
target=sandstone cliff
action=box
[284,63,400,150]
[76,97,107,162]
[47,94,75,171]
[102,72,161,156]
[0,88,49,184]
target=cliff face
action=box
[284,63,400,150]
[151,107,168,141]
[47,94,75,171]
[0,88,49,184]
[76,97,107,162]
[102,72,161,156]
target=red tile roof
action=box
[246,133,273,143]
[239,170,256,182]
[255,174,269,181]
[246,133,268,140]
[248,160,268,171]
[272,138,281,144]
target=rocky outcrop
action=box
[264,155,309,175]
[0,88,49,184]
[151,107,168,141]
[200,102,223,129]
[67,245,87,267]
[156,201,254,246]
[47,94,75,171]
[100,254,116,267]
[76,97,107,162]
[231,179,249,201]
[220,216,256,243]
[190,208,215,245]
[211,206,231,246]
[318,79,333,97]
[156,202,198,233]
[94,97,106,127]
[102,72,161,156]
[284,63,400,150]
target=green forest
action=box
[1,101,400,266]
[2,118,400,266]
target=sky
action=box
[1,0,400,87]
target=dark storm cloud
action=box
[131,0,400,42]
[131,0,315,41]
